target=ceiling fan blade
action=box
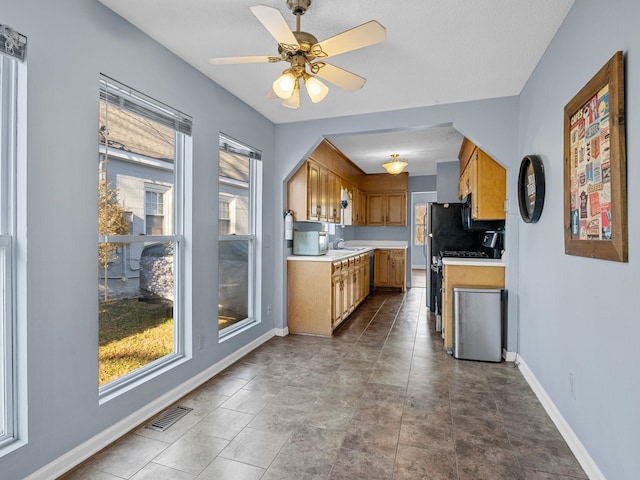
[250,5,299,53]
[313,63,366,92]
[207,55,281,65]
[311,20,386,58]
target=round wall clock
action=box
[518,154,545,223]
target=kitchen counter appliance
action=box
[453,287,504,362]
[293,230,328,256]
[427,202,483,314]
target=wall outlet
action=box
[569,372,576,400]
[198,334,205,350]
[267,304,272,316]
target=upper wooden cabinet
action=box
[288,159,339,223]
[287,140,408,225]
[366,192,406,226]
[458,138,506,220]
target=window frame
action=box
[414,202,427,246]
[98,75,190,401]
[218,134,262,339]
[0,51,19,450]
[144,184,169,235]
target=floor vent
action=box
[146,405,193,432]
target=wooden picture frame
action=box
[564,51,627,262]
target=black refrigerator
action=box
[427,202,482,312]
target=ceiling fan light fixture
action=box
[382,153,408,175]
[272,71,297,99]
[303,74,329,103]
[281,79,301,108]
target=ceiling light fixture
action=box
[281,76,301,108]
[303,73,329,103]
[382,153,408,175]
[208,1,386,110]
[272,69,297,99]
[272,66,329,107]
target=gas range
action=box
[439,250,489,259]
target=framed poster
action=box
[564,51,627,262]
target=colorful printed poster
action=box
[571,210,580,238]
[579,191,588,218]
[589,191,601,217]
[568,82,613,243]
[592,160,602,184]
[586,162,593,182]
[597,85,610,119]
[601,202,612,240]
[587,218,600,239]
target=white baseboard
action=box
[26,329,277,480]
[274,326,289,337]
[502,349,517,362]
[516,354,605,480]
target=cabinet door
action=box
[331,264,343,328]
[386,193,407,226]
[318,166,328,222]
[390,250,406,291]
[362,255,370,297]
[353,188,365,225]
[475,150,506,220]
[307,162,320,220]
[327,171,341,224]
[458,165,471,200]
[341,268,351,319]
[374,249,390,286]
[367,194,385,226]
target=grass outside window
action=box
[98,298,173,386]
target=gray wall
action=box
[0,1,276,478]
[516,0,640,478]
[435,161,460,202]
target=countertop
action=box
[441,257,506,267]
[287,241,408,262]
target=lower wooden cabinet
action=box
[288,253,370,336]
[441,262,505,351]
[374,249,406,291]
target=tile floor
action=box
[61,288,587,480]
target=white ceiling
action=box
[98,0,574,176]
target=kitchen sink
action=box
[335,246,368,251]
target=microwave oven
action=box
[461,194,505,232]
[293,231,329,256]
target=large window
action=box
[98,75,191,394]
[218,134,261,335]
[0,40,22,448]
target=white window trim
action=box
[0,51,24,453]
[144,184,170,235]
[98,77,190,402]
[218,136,262,340]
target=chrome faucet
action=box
[333,238,345,249]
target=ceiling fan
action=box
[207,0,386,108]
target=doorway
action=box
[410,191,437,269]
